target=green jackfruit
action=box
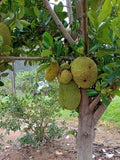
[71,57,97,88]
[59,80,81,110]
[45,61,59,81]
[57,70,72,84]
[0,23,11,46]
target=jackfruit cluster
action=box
[45,57,97,111]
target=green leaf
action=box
[95,81,101,91]
[66,130,76,136]
[96,51,110,58]
[76,47,84,54]
[7,64,13,71]
[116,82,120,87]
[37,63,49,73]
[16,19,23,30]
[2,45,12,52]
[53,41,65,57]
[107,68,120,84]
[116,39,120,47]
[8,11,14,19]
[54,2,63,13]
[91,0,104,11]
[110,89,120,97]
[0,81,4,86]
[0,73,9,77]
[18,6,25,19]
[98,0,112,25]
[41,49,52,57]
[86,89,99,97]
[33,6,40,18]
[112,0,117,5]
[88,10,98,29]
[88,44,100,55]
[97,23,112,45]
[20,20,30,27]
[101,95,110,106]
[24,61,27,66]
[42,32,53,49]
[110,18,120,39]
[103,65,113,74]
[97,73,108,79]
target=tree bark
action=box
[77,115,94,160]
[77,89,94,160]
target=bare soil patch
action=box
[0,120,120,160]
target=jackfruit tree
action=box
[0,0,120,160]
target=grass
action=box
[101,96,120,126]
[60,96,120,127]
[60,109,78,120]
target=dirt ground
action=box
[0,120,120,160]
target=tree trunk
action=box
[12,62,16,95]
[77,114,94,160]
[77,89,94,160]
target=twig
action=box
[42,0,75,44]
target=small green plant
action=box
[0,83,66,147]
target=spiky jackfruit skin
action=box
[60,63,70,70]
[71,57,97,88]
[57,70,72,84]
[0,23,11,46]
[45,61,59,81]
[58,80,81,110]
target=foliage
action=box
[0,84,66,147]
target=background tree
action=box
[0,0,120,160]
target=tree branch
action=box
[66,0,77,40]
[93,104,107,126]
[42,0,74,44]
[0,56,74,62]
[89,94,101,113]
[75,0,89,54]
[0,56,46,61]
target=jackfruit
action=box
[45,61,59,81]
[71,57,97,88]
[58,80,81,110]
[0,23,11,46]
[57,70,72,84]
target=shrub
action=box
[0,83,66,147]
